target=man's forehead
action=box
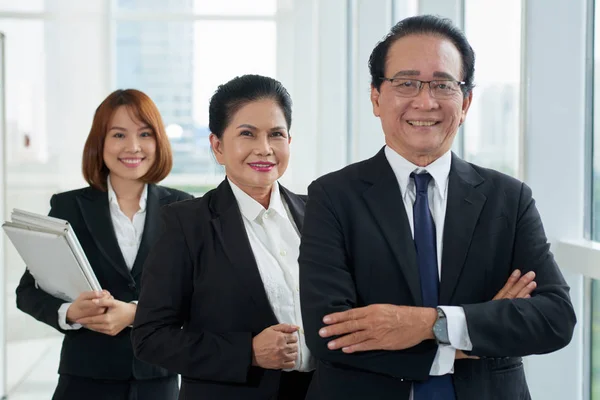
[384,36,463,79]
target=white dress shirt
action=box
[384,146,473,395]
[229,178,315,372]
[57,175,148,330]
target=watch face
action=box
[434,314,449,344]
[434,322,442,337]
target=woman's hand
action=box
[66,290,112,324]
[76,298,136,336]
[252,323,299,370]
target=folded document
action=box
[3,209,101,301]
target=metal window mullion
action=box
[585,0,595,242]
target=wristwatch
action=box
[433,307,450,345]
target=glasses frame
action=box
[379,77,467,98]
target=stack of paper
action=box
[3,209,101,302]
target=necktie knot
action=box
[411,172,432,195]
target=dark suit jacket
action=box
[132,179,308,400]
[299,148,576,400]
[15,184,192,381]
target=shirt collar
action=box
[107,174,148,212]
[384,146,452,200]
[228,178,287,222]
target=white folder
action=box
[3,209,101,302]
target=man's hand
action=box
[252,323,299,370]
[75,298,136,336]
[456,350,477,359]
[66,290,112,324]
[319,304,436,354]
[456,269,536,361]
[493,269,536,300]
[319,270,537,355]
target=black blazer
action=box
[15,184,193,381]
[299,148,576,400]
[132,179,308,400]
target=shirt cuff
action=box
[429,344,456,375]
[439,305,473,351]
[58,303,83,330]
[129,301,138,327]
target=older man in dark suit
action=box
[299,15,576,400]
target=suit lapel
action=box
[439,155,486,304]
[209,180,278,325]
[361,149,422,306]
[131,184,166,278]
[76,187,132,282]
[280,185,305,233]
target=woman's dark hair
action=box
[209,74,292,138]
[368,14,475,94]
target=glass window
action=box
[0,18,63,371]
[593,281,600,399]
[0,20,49,171]
[0,0,43,13]
[594,0,600,242]
[0,17,52,306]
[114,19,276,195]
[590,2,600,399]
[113,0,276,16]
[463,0,522,177]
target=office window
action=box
[463,0,522,177]
[591,1,600,398]
[0,19,68,359]
[113,4,276,195]
[593,279,600,399]
[114,0,276,15]
[0,0,43,13]
[595,0,600,242]
[0,20,48,171]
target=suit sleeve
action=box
[15,194,70,334]
[299,180,437,381]
[131,205,254,383]
[462,183,576,357]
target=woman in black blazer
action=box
[132,75,314,399]
[15,89,193,400]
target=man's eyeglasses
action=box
[379,77,466,99]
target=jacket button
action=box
[128,283,136,290]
